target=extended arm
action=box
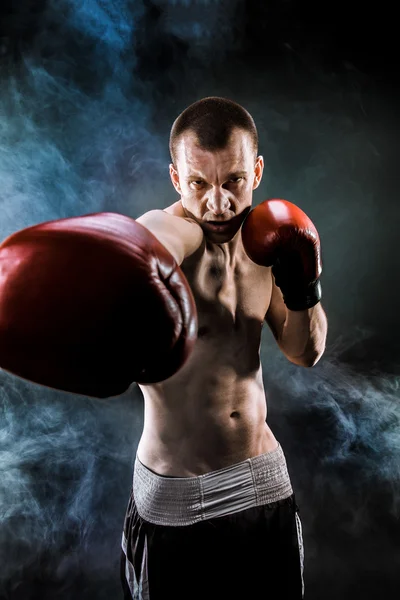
[0,212,199,397]
[136,209,203,265]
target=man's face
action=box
[169,128,264,243]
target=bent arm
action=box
[136,209,204,266]
[265,271,327,367]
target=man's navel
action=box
[230,411,240,419]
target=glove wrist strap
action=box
[282,279,322,312]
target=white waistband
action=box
[133,444,293,526]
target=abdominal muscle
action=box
[136,219,279,476]
[136,342,279,477]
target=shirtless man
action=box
[0,96,327,599]
[121,97,328,599]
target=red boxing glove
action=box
[0,213,197,398]
[241,199,322,311]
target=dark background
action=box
[0,1,399,598]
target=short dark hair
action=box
[169,97,258,166]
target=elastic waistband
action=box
[133,444,293,526]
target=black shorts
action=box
[121,447,304,599]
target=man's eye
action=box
[229,177,243,183]
[191,181,204,187]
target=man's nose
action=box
[206,188,231,216]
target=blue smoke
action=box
[261,324,400,590]
[0,1,244,596]
[0,1,399,598]
[0,0,161,240]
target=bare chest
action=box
[180,245,272,332]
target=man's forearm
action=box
[278,302,328,367]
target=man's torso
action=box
[137,201,278,476]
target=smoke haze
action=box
[0,1,398,597]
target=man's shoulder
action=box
[136,203,203,264]
[163,200,183,217]
[138,202,200,231]
[163,201,194,223]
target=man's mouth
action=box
[203,220,233,233]
[199,207,252,236]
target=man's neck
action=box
[206,230,245,266]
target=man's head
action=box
[169,97,264,243]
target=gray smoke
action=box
[262,324,400,594]
[0,1,245,598]
[0,0,399,598]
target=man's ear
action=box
[252,155,264,190]
[169,163,182,195]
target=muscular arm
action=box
[265,271,327,367]
[136,209,204,266]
